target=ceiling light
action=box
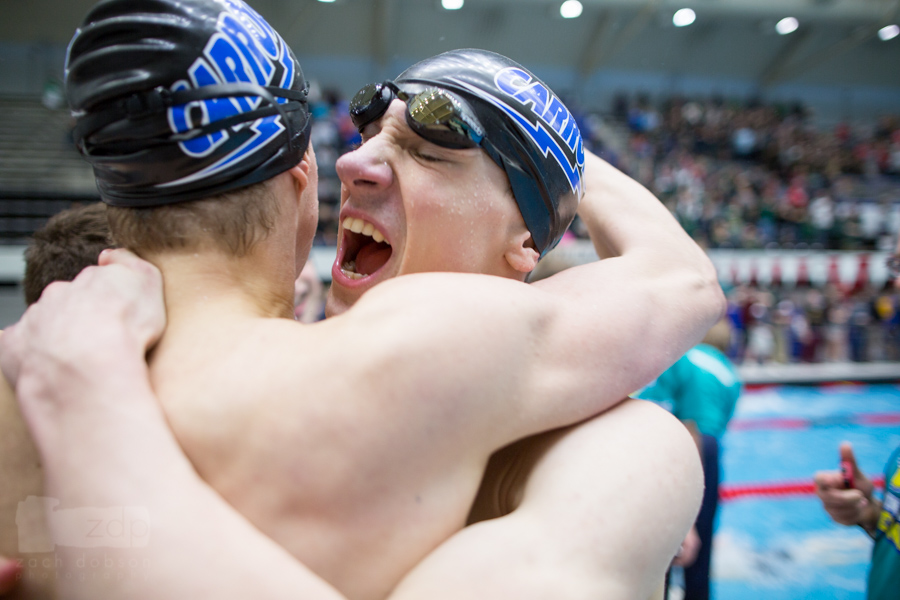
[878,24,899,41]
[560,0,583,19]
[776,17,799,35]
[441,0,464,9]
[317,0,336,3]
[673,8,696,27]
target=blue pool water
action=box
[711,383,900,600]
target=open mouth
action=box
[339,217,393,280]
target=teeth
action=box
[339,260,363,279]
[340,216,391,280]
[342,217,390,246]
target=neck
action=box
[146,241,297,325]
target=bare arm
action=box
[351,150,725,443]
[1,252,345,600]
[524,151,724,426]
[0,369,57,600]
[387,401,703,600]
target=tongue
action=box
[356,242,391,276]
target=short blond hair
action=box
[106,180,280,257]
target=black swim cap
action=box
[396,49,584,256]
[66,0,311,207]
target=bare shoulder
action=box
[349,272,544,330]
[511,399,702,598]
[325,274,553,445]
[392,400,701,600]
[475,399,700,518]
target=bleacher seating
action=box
[0,96,97,244]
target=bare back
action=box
[149,311,499,600]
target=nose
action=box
[335,141,394,193]
[335,100,409,195]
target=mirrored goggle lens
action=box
[406,89,482,149]
[349,81,484,150]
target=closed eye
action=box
[412,149,443,162]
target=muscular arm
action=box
[351,150,724,444]
[388,400,703,600]
[518,152,724,428]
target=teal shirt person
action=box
[869,445,900,600]
[638,343,741,438]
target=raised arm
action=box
[526,151,724,422]
[351,149,725,443]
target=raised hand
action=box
[814,442,879,534]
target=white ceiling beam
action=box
[372,0,396,68]
[578,0,661,74]
[576,9,614,76]
[761,0,899,85]
[758,27,816,86]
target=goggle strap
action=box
[75,83,308,152]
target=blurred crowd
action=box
[725,281,899,364]
[594,93,900,365]
[581,93,900,253]
[304,86,361,247]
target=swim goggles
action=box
[349,80,487,150]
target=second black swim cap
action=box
[66,0,311,207]
[396,49,585,256]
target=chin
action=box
[324,289,353,317]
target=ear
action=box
[504,230,540,275]
[287,155,310,192]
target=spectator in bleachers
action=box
[582,93,900,253]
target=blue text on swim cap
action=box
[494,67,585,194]
[164,0,294,186]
